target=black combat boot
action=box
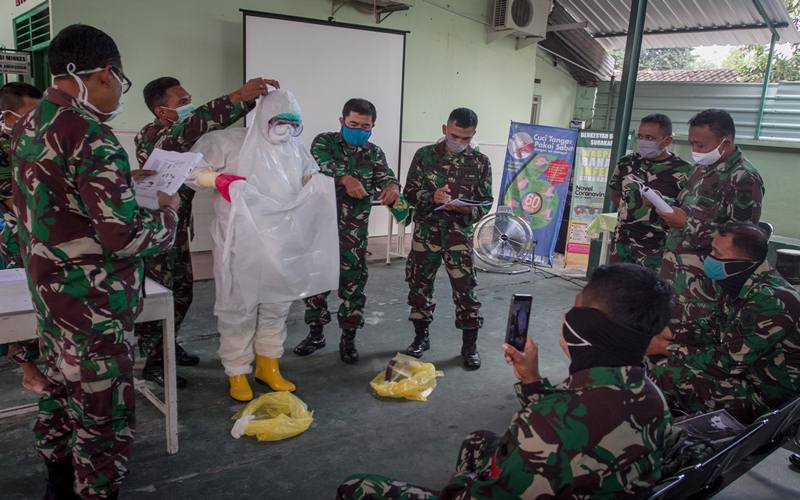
[405,320,430,358]
[461,329,481,370]
[293,325,326,356]
[175,343,200,366]
[42,460,79,500]
[142,354,187,389]
[339,329,359,364]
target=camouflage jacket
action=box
[404,142,492,228]
[311,131,399,210]
[443,366,672,499]
[609,152,693,253]
[11,87,178,326]
[665,147,763,254]
[0,130,20,267]
[134,96,253,245]
[666,261,800,422]
[0,130,12,201]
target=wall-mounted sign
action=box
[0,51,31,76]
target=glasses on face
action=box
[110,66,132,94]
[269,118,303,137]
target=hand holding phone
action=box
[505,294,532,352]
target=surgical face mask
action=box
[53,62,127,122]
[167,103,195,124]
[446,138,469,154]
[692,140,725,166]
[1,111,20,134]
[268,124,293,143]
[703,255,757,281]
[340,124,371,146]
[637,139,665,160]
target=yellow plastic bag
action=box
[230,392,313,441]
[370,353,444,401]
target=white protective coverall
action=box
[190,90,339,376]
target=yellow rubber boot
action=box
[228,374,253,402]
[254,356,296,392]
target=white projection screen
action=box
[243,11,406,236]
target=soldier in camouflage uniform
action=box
[295,98,399,364]
[0,82,47,393]
[134,75,275,386]
[338,264,674,499]
[403,108,491,370]
[608,114,693,272]
[11,25,179,499]
[649,223,800,424]
[657,109,764,347]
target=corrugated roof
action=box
[610,68,742,82]
[557,0,800,49]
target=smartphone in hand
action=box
[505,294,533,352]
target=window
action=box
[13,3,50,90]
[530,94,541,124]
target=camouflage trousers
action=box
[34,315,135,499]
[609,240,663,273]
[305,206,370,331]
[134,238,193,358]
[659,249,719,345]
[406,221,482,330]
[336,430,499,500]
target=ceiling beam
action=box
[593,21,788,38]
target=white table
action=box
[0,270,178,455]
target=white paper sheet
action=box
[0,268,27,283]
[134,149,204,210]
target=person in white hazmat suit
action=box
[190,90,339,402]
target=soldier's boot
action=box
[175,343,200,366]
[42,460,79,500]
[228,374,254,402]
[293,325,326,356]
[339,329,359,364]
[143,354,187,389]
[254,355,296,392]
[405,320,431,359]
[461,329,481,370]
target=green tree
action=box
[610,47,699,71]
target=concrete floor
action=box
[1,255,798,499]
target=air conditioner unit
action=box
[490,0,553,48]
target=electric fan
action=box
[473,206,535,274]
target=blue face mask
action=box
[174,103,195,123]
[340,125,372,146]
[703,255,756,281]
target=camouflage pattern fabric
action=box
[403,143,491,330]
[650,261,800,424]
[12,87,178,498]
[303,132,398,331]
[659,147,764,345]
[134,95,251,357]
[0,129,38,363]
[608,152,693,272]
[338,366,672,499]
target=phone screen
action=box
[505,294,532,351]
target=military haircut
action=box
[583,263,673,337]
[448,107,478,128]
[0,82,42,113]
[143,77,181,112]
[641,113,672,136]
[342,98,377,122]
[689,108,736,140]
[719,222,769,262]
[49,24,121,76]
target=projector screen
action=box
[243,11,406,236]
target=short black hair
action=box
[689,108,736,140]
[583,263,672,338]
[719,222,769,262]
[641,113,673,136]
[49,24,121,77]
[143,77,181,112]
[0,82,43,113]
[448,107,478,128]
[342,98,377,122]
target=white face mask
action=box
[53,63,125,122]
[267,123,292,144]
[637,139,665,160]
[692,140,725,166]
[1,110,21,134]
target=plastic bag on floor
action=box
[230,392,314,441]
[370,353,444,402]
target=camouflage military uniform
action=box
[303,132,398,331]
[134,96,253,357]
[337,366,672,499]
[12,87,178,499]
[659,147,764,345]
[608,152,693,272]
[651,261,800,424]
[403,143,491,330]
[0,129,38,364]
